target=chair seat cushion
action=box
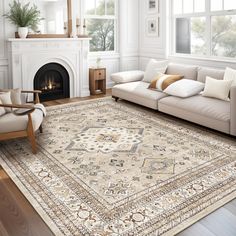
[112,81,168,109]
[0,107,44,133]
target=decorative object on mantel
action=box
[76,17,81,36]
[1,98,236,236]
[83,19,87,35]
[75,18,89,38]
[4,0,42,38]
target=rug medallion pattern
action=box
[0,98,236,236]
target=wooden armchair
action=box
[0,90,44,154]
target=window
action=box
[172,0,236,59]
[85,0,116,52]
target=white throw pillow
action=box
[0,92,12,112]
[224,67,236,87]
[0,99,6,116]
[0,89,22,102]
[143,59,168,83]
[111,70,144,83]
[163,79,204,98]
[11,88,22,104]
[202,76,232,101]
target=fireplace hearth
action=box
[34,63,70,102]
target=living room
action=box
[0,0,236,235]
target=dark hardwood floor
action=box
[0,89,235,236]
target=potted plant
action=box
[4,0,42,38]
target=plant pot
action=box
[18,27,28,38]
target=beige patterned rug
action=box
[0,97,236,236]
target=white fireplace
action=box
[8,38,91,99]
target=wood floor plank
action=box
[200,208,236,236]
[224,199,236,216]
[0,169,54,236]
[177,222,216,236]
[0,221,9,236]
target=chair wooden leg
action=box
[39,125,43,133]
[27,114,37,154]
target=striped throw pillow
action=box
[148,73,184,91]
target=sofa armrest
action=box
[230,86,236,136]
[111,70,145,84]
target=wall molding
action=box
[0,59,8,66]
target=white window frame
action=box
[170,0,236,61]
[84,0,118,55]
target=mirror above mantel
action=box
[26,0,72,38]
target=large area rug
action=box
[0,97,236,236]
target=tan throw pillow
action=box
[148,73,184,91]
[0,99,6,116]
[0,92,12,113]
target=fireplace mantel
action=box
[8,38,91,98]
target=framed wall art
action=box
[146,17,159,37]
[147,0,159,14]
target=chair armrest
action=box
[230,86,236,136]
[21,90,42,94]
[0,104,35,116]
[0,103,34,109]
[21,90,42,104]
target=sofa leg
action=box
[27,114,37,154]
[112,96,119,102]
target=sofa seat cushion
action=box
[0,108,44,133]
[158,95,230,133]
[112,81,168,109]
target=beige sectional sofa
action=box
[112,63,236,136]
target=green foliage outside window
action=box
[191,16,236,58]
[86,0,115,52]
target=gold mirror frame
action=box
[16,0,72,38]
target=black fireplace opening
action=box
[34,63,70,102]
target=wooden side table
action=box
[89,68,106,95]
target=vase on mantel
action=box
[18,27,28,38]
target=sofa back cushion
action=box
[197,67,225,83]
[166,63,198,81]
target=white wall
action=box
[0,0,139,90]
[139,0,167,70]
